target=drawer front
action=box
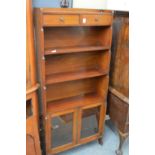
[43,15,80,26]
[80,14,113,26]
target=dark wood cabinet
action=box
[34,8,113,154]
[26,0,42,155]
[107,11,129,155]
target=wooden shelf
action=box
[45,45,110,55]
[46,68,108,85]
[47,93,103,113]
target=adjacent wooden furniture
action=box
[26,0,42,155]
[107,11,129,155]
[34,8,113,155]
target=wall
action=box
[73,0,128,11]
[32,0,73,8]
[73,0,107,9]
[32,0,129,11]
[106,0,129,11]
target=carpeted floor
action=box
[59,121,129,155]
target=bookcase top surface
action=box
[35,8,113,15]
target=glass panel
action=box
[81,106,100,139]
[26,99,33,118]
[51,113,73,148]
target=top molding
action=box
[35,8,113,15]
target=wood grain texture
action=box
[34,8,113,154]
[45,45,109,55]
[43,14,80,26]
[26,0,41,155]
[40,8,112,15]
[38,8,113,27]
[45,51,102,75]
[110,11,129,97]
[108,11,129,134]
[108,92,129,133]
[34,8,47,117]
[47,93,103,113]
[80,14,113,26]
[109,87,129,104]
[27,114,41,155]
[44,27,112,50]
[46,69,107,85]
[26,90,41,155]
[26,0,37,91]
[45,51,110,84]
[46,77,100,102]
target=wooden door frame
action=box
[77,102,106,145]
[46,108,77,154]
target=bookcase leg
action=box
[98,137,103,145]
[115,130,128,155]
[95,112,103,145]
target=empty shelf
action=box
[45,45,110,55]
[46,69,108,85]
[47,93,104,113]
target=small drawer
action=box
[80,14,113,26]
[43,15,80,26]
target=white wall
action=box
[73,0,107,9]
[106,0,129,11]
[73,0,129,11]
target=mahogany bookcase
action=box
[34,8,113,155]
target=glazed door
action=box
[46,109,77,154]
[78,103,105,144]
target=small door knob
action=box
[95,17,99,22]
[59,16,64,22]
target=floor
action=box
[59,120,129,155]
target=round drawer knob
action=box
[59,16,64,22]
[95,18,99,22]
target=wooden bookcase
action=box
[34,8,113,155]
